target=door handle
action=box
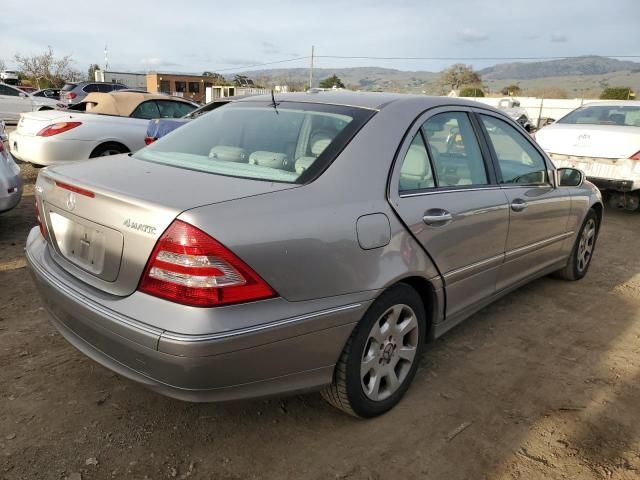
[423,209,453,226]
[511,199,528,212]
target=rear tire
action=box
[89,142,129,158]
[554,209,599,281]
[321,283,426,418]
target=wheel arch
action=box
[89,141,131,158]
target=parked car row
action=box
[0,83,62,122]
[9,91,197,165]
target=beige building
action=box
[146,73,212,103]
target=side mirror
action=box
[557,167,584,187]
[19,92,27,98]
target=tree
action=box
[439,64,482,92]
[87,63,101,81]
[233,74,254,87]
[319,74,345,89]
[600,87,636,100]
[460,87,485,97]
[14,46,79,88]
[500,84,521,96]
[202,71,229,85]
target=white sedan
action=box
[9,91,197,166]
[0,83,61,122]
[535,101,640,211]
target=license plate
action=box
[49,211,107,275]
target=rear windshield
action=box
[61,83,77,91]
[559,105,640,127]
[135,101,374,183]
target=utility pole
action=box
[309,45,314,90]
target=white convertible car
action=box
[535,101,640,211]
[9,91,197,166]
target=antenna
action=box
[104,44,109,71]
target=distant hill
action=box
[236,56,640,97]
[479,56,640,80]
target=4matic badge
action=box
[123,219,157,235]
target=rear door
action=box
[389,107,509,319]
[475,111,572,290]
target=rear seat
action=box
[399,144,434,191]
[295,135,333,174]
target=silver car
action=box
[0,121,22,213]
[26,92,602,417]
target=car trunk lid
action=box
[17,110,79,137]
[536,124,640,181]
[35,155,298,296]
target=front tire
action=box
[554,209,599,281]
[321,283,426,418]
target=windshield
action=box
[135,101,374,183]
[559,105,640,127]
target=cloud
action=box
[141,57,181,67]
[222,58,260,66]
[551,34,568,43]
[456,28,489,43]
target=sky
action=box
[1,0,639,75]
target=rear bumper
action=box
[26,229,368,402]
[0,157,22,213]
[9,131,95,166]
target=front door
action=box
[476,112,571,290]
[390,108,509,318]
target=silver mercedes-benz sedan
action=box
[26,92,602,417]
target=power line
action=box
[315,54,640,61]
[214,56,310,73]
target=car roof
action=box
[234,90,500,112]
[582,101,639,107]
[79,91,194,116]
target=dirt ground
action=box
[1,160,640,480]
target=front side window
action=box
[421,112,488,187]
[136,101,373,184]
[131,101,161,119]
[480,115,548,185]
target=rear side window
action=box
[156,101,196,118]
[421,112,488,187]
[112,84,126,91]
[131,101,161,119]
[82,83,100,93]
[399,134,435,192]
[136,102,373,184]
[480,115,549,185]
[61,83,76,91]
[0,84,20,97]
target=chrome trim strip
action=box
[161,303,364,343]
[399,186,501,198]
[443,253,504,283]
[505,231,574,260]
[26,242,163,337]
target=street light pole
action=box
[309,45,314,90]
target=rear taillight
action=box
[37,122,82,137]
[65,92,77,100]
[138,220,276,307]
[144,136,155,145]
[629,150,640,160]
